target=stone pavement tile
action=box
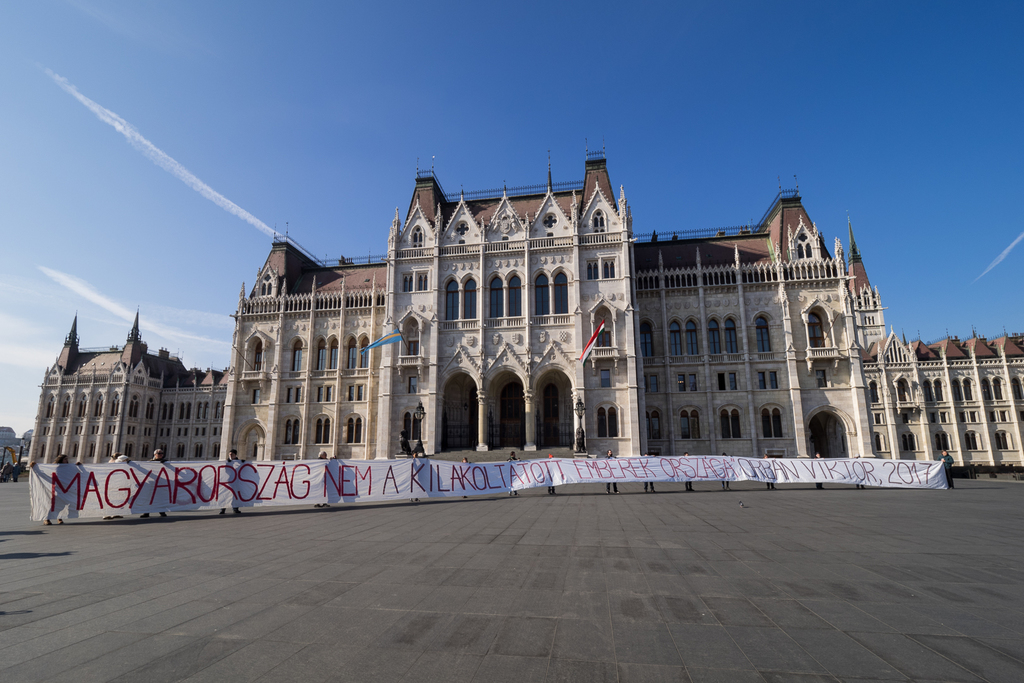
[850,601,958,636]
[668,623,755,670]
[907,603,1009,638]
[759,673,839,682]
[46,634,200,683]
[511,589,564,617]
[281,580,356,607]
[178,640,307,683]
[1,630,149,683]
[546,658,618,683]
[0,592,110,630]
[415,584,477,613]
[750,599,834,630]
[976,637,1024,664]
[490,615,556,657]
[684,667,763,682]
[446,567,496,587]
[616,662,690,682]
[702,597,773,627]
[215,603,315,640]
[426,613,505,655]
[798,599,894,632]
[115,599,224,634]
[654,595,716,625]
[644,574,692,596]
[376,610,455,650]
[962,607,1024,635]
[610,593,663,623]
[784,628,906,680]
[398,652,483,683]
[909,635,1024,683]
[463,587,521,614]
[551,618,614,662]
[772,579,834,600]
[726,626,828,674]
[106,636,251,683]
[471,654,549,682]
[556,590,609,621]
[847,631,983,682]
[614,622,682,666]
[263,605,403,646]
[164,601,271,637]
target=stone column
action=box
[476,391,488,451]
[524,389,536,450]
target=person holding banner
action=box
[720,453,731,490]
[42,454,70,525]
[220,450,243,514]
[763,453,776,489]
[139,449,169,518]
[605,450,619,494]
[683,452,693,491]
[939,450,955,489]
[814,453,825,489]
[314,452,332,508]
[547,454,557,495]
[643,453,656,493]
[507,451,519,496]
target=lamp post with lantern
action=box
[573,396,586,453]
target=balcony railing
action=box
[396,247,431,259]
[485,318,525,328]
[485,240,525,253]
[808,347,841,359]
[756,352,782,361]
[439,320,480,331]
[579,231,622,246]
[440,244,481,257]
[592,347,619,358]
[531,315,573,326]
[398,355,421,366]
[241,371,267,381]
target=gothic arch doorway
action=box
[536,369,573,448]
[441,373,478,450]
[808,411,847,458]
[496,380,524,448]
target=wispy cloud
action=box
[974,229,1024,283]
[38,266,229,349]
[44,68,277,239]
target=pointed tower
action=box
[121,310,146,367]
[56,314,80,370]
[846,218,885,349]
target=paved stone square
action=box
[2,477,1023,682]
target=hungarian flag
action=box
[579,319,606,364]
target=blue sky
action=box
[1,1,1022,434]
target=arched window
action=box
[963,379,973,401]
[807,313,825,348]
[507,276,522,317]
[445,280,460,320]
[355,417,362,443]
[901,433,916,451]
[347,417,358,443]
[553,273,568,314]
[923,381,934,402]
[869,381,879,403]
[284,420,293,444]
[61,397,71,418]
[128,397,139,418]
[347,339,358,369]
[489,278,504,318]
[707,320,721,355]
[952,380,963,401]
[146,399,155,420]
[724,319,738,354]
[669,322,682,356]
[194,444,203,459]
[720,409,741,438]
[995,431,1010,450]
[897,379,909,402]
[686,321,699,355]
[964,431,979,450]
[603,261,615,278]
[981,379,992,401]
[646,410,661,439]
[359,338,369,368]
[755,317,771,353]
[762,409,783,438]
[608,407,618,438]
[464,279,477,319]
[403,412,411,438]
[329,340,339,369]
[534,274,550,316]
[253,340,264,372]
[411,227,423,247]
[934,380,944,401]
[874,433,884,452]
[46,397,54,418]
[597,408,607,437]
[77,396,87,418]
[185,402,191,420]
[679,410,698,439]
[316,418,331,444]
[177,444,186,459]
[292,419,300,444]
[993,378,1003,400]
[292,340,303,372]
[639,323,654,357]
[935,432,950,450]
[593,210,605,229]
[110,395,120,417]
[1013,378,1023,400]
[317,340,327,370]
[94,395,103,417]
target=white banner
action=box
[30,456,947,521]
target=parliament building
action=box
[31,153,1024,466]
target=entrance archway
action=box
[441,373,479,450]
[536,369,574,448]
[239,423,266,461]
[491,380,524,448]
[808,411,847,458]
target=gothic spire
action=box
[64,314,79,347]
[848,215,862,264]
[126,309,142,344]
[547,151,552,192]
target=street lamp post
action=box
[413,400,426,455]
[573,396,586,454]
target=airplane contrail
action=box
[974,229,1024,283]
[44,68,277,239]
